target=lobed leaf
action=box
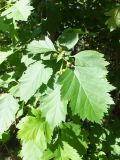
[41,84,68,130]
[27,36,56,54]
[21,141,43,160]
[1,0,33,21]
[17,115,52,149]
[11,61,52,102]
[55,141,81,160]
[59,50,114,122]
[0,94,19,135]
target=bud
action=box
[53,53,58,58]
[66,62,71,68]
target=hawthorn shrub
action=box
[0,0,120,159]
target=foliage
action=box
[0,0,120,159]
[105,6,120,31]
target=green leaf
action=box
[59,50,114,122]
[61,122,88,156]
[0,50,13,64]
[42,149,54,160]
[111,138,120,155]
[27,36,56,54]
[0,94,18,135]
[58,29,79,50]
[55,141,81,160]
[17,115,52,149]
[11,61,52,102]
[0,72,15,89]
[41,85,68,130]
[0,132,10,143]
[105,7,120,31]
[21,55,35,67]
[0,17,15,34]
[1,0,33,21]
[21,141,43,160]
